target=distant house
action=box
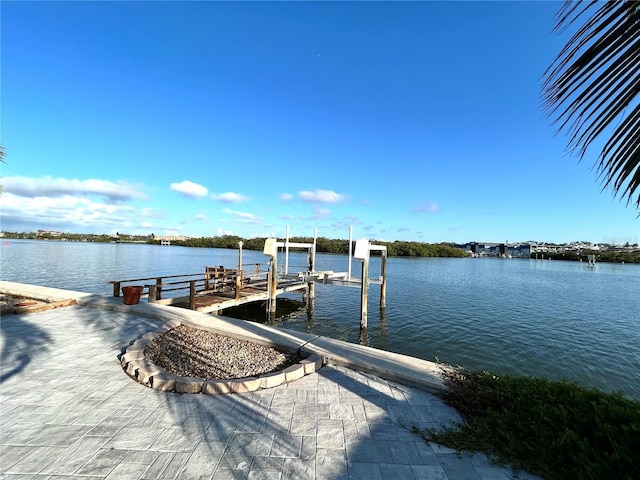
[156,235,189,242]
[36,230,62,237]
[455,242,531,258]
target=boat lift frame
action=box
[263,226,387,328]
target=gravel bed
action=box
[144,324,302,379]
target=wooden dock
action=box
[170,276,308,313]
[109,232,388,326]
[109,265,309,314]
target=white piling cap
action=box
[354,239,370,261]
[263,238,278,257]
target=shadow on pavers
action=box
[315,367,541,480]
[129,354,474,479]
[1,312,53,382]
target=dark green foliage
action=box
[173,235,468,258]
[281,238,468,258]
[599,249,640,263]
[382,241,468,258]
[315,237,350,254]
[414,370,640,480]
[173,235,244,249]
[532,249,640,263]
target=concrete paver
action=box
[0,284,542,480]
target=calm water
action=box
[2,239,639,398]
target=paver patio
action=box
[0,296,542,479]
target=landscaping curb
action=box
[119,320,325,394]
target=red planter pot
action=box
[122,286,144,305]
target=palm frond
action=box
[542,0,640,210]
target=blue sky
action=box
[2,1,638,245]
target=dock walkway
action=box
[0,282,541,480]
[109,266,310,315]
[180,277,309,314]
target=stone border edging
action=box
[119,319,324,394]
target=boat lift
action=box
[262,226,387,328]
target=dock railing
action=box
[108,263,268,309]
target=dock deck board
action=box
[164,277,308,313]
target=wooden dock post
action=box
[148,284,157,303]
[155,277,162,300]
[204,268,211,290]
[360,259,369,329]
[307,233,316,301]
[269,258,277,313]
[348,226,353,281]
[284,226,290,275]
[353,239,387,329]
[236,241,243,300]
[380,253,387,308]
[189,280,196,310]
[354,239,370,329]
[112,281,121,297]
[263,238,278,314]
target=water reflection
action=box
[377,306,388,349]
[359,327,369,346]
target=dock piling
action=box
[360,259,369,329]
[189,280,196,310]
[236,241,243,300]
[261,238,278,314]
[155,277,162,300]
[148,284,157,303]
[380,253,387,308]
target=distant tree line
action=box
[533,249,640,264]
[169,235,265,251]
[168,235,468,258]
[2,231,150,243]
[5,231,638,262]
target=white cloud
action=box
[170,180,208,198]
[162,225,184,236]
[221,208,262,223]
[211,192,249,203]
[411,201,440,213]
[314,207,331,218]
[248,230,276,239]
[299,189,345,204]
[280,193,294,201]
[140,222,153,228]
[0,192,140,233]
[3,176,146,202]
[141,207,165,219]
[196,214,208,222]
[332,221,349,229]
[217,228,234,236]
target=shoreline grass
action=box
[412,370,640,480]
